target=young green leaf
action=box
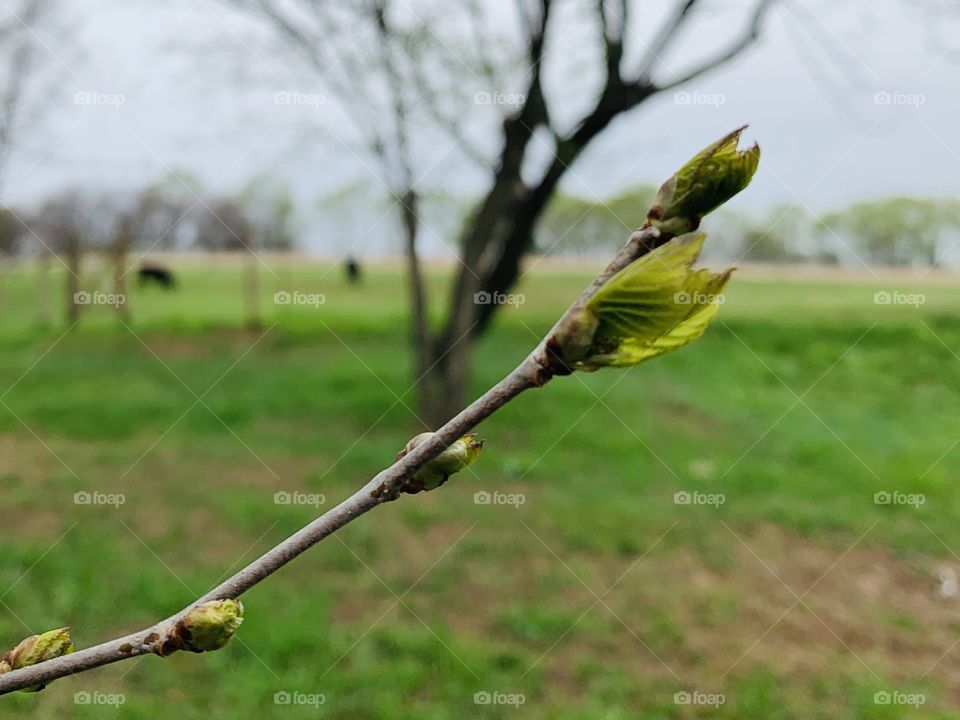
[648,126,760,236]
[553,233,732,371]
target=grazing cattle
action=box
[138,263,177,289]
[345,256,362,284]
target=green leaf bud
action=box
[647,126,760,236]
[162,599,244,655]
[0,627,75,692]
[397,432,484,493]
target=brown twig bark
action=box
[0,224,660,695]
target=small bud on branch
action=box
[646,125,760,236]
[0,628,74,692]
[397,432,484,493]
[157,600,244,656]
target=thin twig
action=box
[0,226,661,695]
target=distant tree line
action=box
[0,174,296,258]
[0,174,295,327]
[535,190,960,269]
[2,183,955,271]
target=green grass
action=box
[0,259,958,718]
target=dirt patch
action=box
[0,433,109,537]
[581,522,960,702]
[329,520,960,705]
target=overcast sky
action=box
[2,0,958,255]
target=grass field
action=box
[1,258,959,718]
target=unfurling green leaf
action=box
[162,599,244,655]
[552,233,732,371]
[647,126,760,236]
[0,627,74,692]
[397,432,484,493]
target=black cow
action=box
[138,263,177,289]
[344,256,362,285]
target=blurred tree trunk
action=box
[64,229,81,325]
[244,224,261,331]
[416,0,773,424]
[36,244,50,325]
[399,189,435,425]
[113,216,131,323]
[420,3,654,423]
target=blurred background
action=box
[2,0,960,717]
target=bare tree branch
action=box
[367,0,433,386]
[0,0,48,193]
[636,0,700,80]
[654,0,776,92]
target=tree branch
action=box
[0,223,663,696]
[0,0,47,193]
[653,0,777,92]
[598,0,627,78]
[435,0,553,353]
[636,0,700,80]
